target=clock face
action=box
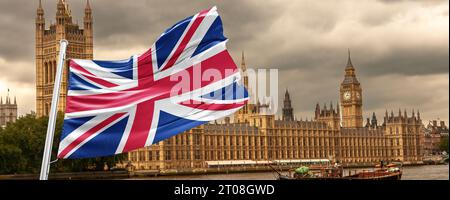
[343,91,351,100]
[356,92,360,99]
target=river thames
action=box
[130,164,448,180]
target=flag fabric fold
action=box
[57,6,248,159]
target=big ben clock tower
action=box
[340,50,363,128]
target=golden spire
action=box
[241,51,247,72]
[346,48,354,69]
[342,48,358,84]
[37,0,44,15]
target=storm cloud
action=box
[0,0,448,124]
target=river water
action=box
[131,165,448,180]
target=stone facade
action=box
[35,0,93,117]
[126,52,424,170]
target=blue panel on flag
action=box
[156,16,192,69]
[192,17,226,57]
[153,111,206,144]
[93,58,134,79]
[69,73,101,90]
[68,116,129,159]
[61,116,95,141]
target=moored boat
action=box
[276,162,402,180]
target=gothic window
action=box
[53,60,56,82]
[131,152,137,162]
[194,150,200,160]
[139,151,145,161]
[194,134,201,145]
[148,151,153,161]
[165,150,171,160]
[44,62,48,83]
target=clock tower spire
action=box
[340,49,363,128]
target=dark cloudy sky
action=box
[0,0,448,124]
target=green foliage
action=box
[0,112,126,174]
[440,136,449,153]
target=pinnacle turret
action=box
[282,89,294,121]
[37,0,44,13]
[346,48,354,69]
[86,0,91,10]
[241,51,246,72]
[36,0,45,25]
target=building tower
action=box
[35,0,94,117]
[340,50,363,128]
[84,0,93,58]
[0,90,18,127]
[282,89,294,121]
[235,51,254,123]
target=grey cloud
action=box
[0,1,34,61]
[361,47,449,76]
[89,0,282,50]
[0,0,447,123]
[377,0,447,4]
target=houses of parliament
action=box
[125,52,423,170]
[34,1,423,170]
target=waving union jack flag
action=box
[57,7,248,159]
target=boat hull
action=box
[278,171,402,180]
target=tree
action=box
[0,112,47,173]
[440,136,449,153]
[0,112,126,174]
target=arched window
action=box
[44,62,48,83]
[53,60,57,83]
[48,62,52,84]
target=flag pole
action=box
[39,39,69,180]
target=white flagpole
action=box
[39,39,69,180]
